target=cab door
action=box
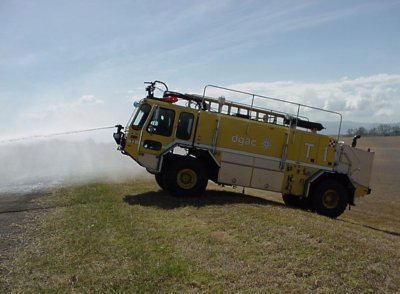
[137,105,177,171]
[137,104,198,172]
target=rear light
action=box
[161,96,178,103]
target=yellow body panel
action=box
[285,132,336,168]
[195,111,218,147]
[216,118,288,158]
[191,110,339,196]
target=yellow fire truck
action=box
[114,81,374,218]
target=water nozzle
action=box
[115,124,124,133]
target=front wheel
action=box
[282,194,311,210]
[155,173,165,190]
[311,180,349,218]
[163,157,208,197]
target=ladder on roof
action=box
[197,84,343,139]
[187,93,286,124]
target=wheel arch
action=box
[306,171,356,205]
[161,150,213,174]
[157,144,219,173]
[188,149,220,182]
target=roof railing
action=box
[201,84,343,140]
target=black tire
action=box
[311,179,348,218]
[163,157,208,197]
[282,194,301,207]
[155,173,165,190]
[282,194,311,210]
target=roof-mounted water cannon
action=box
[144,80,168,98]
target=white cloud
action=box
[25,95,103,119]
[78,94,103,104]
[222,74,400,123]
[8,94,111,141]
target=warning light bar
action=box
[161,96,178,103]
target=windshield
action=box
[131,104,151,130]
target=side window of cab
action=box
[147,107,175,136]
[176,112,194,140]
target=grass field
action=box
[340,136,400,234]
[1,136,399,292]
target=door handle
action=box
[143,140,162,151]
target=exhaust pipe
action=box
[351,135,361,148]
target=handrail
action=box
[202,84,343,141]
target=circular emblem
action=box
[263,139,272,150]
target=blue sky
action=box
[1,0,400,140]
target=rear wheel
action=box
[163,157,208,197]
[312,180,348,218]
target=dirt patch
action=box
[0,192,46,273]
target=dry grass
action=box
[1,136,400,292]
[340,136,400,235]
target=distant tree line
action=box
[347,124,400,137]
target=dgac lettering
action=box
[232,135,256,147]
